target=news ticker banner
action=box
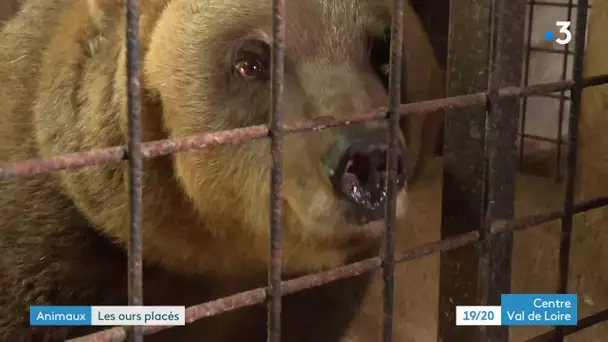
[456,294,577,326]
[29,294,577,327]
[30,306,186,326]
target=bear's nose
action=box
[323,126,407,225]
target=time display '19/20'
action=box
[544,21,572,45]
[455,305,502,326]
[463,309,495,321]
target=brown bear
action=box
[0,0,444,341]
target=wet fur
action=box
[0,0,443,341]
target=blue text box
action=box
[30,306,92,326]
[501,294,577,326]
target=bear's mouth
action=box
[337,167,388,225]
[331,149,406,226]
[321,125,408,226]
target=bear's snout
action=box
[323,125,407,225]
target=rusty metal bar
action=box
[2,75,608,181]
[519,133,566,145]
[525,308,608,342]
[439,0,525,340]
[382,1,404,341]
[479,0,526,340]
[530,46,575,55]
[556,0,589,340]
[523,0,594,181]
[554,0,578,175]
[67,194,608,342]
[528,1,591,9]
[268,0,285,340]
[519,0,536,170]
[531,92,570,101]
[439,0,493,340]
[125,0,144,341]
[554,0,576,181]
[491,196,608,235]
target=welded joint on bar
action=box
[490,219,509,234]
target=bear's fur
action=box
[0,0,444,341]
[0,0,20,25]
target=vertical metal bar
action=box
[439,0,524,341]
[125,0,144,341]
[555,0,588,340]
[481,1,526,340]
[439,1,492,339]
[519,0,536,170]
[382,1,404,341]
[554,0,575,181]
[268,0,285,341]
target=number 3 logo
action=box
[556,21,572,45]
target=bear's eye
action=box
[233,40,270,82]
[234,58,266,80]
[368,30,391,89]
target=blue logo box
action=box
[30,306,92,326]
[501,294,577,326]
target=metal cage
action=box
[1,0,607,341]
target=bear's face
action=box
[140,0,408,271]
[61,0,421,275]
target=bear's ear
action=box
[399,4,445,186]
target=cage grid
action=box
[518,0,593,182]
[0,0,607,341]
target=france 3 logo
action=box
[544,21,572,45]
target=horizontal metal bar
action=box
[524,308,608,341]
[529,46,572,55]
[528,92,571,101]
[528,1,592,8]
[67,195,608,342]
[519,133,565,145]
[2,75,608,181]
[491,196,608,235]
